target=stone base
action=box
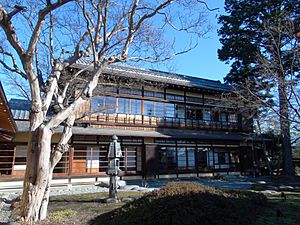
[104,198,120,204]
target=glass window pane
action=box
[166,103,175,118]
[118,98,130,114]
[229,114,237,122]
[187,148,195,167]
[155,102,165,117]
[177,147,187,168]
[91,96,116,114]
[176,104,185,118]
[203,110,211,122]
[221,112,228,123]
[144,101,155,116]
[131,99,142,115]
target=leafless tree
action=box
[0,0,212,223]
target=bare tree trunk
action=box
[21,113,76,223]
[21,125,53,223]
[278,74,294,176]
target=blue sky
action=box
[156,0,230,82]
[1,0,229,100]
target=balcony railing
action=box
[84,113,239,130]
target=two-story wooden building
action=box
[0,64,266,181]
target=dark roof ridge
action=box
[73,60,230,91]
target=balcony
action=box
[80,113,240,131]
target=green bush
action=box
[89,182,267,225]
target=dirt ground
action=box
[36,192,143,225]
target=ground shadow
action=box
[88,186,266,225]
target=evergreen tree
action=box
[218,0,300,175]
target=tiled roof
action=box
[72,61,231,92]
[9,99,31,120]
[15,120,246,140]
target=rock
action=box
[96,181,110,188]
[117,180,127,189]
[257,181,267,184]
[8,194,20,203]
[279,185,294,191]
[122,185,140,191]
[0,193,10,202]
[136,187,149,192]
[0,202,12,211]
[9,222,22,225]
[121,197,135,202]
[265,186,278,191]
[104,198,120,203]
[0,211,11,224]
[261,190,278,195]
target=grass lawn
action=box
[37,186,300,225]
[255,192,300,225]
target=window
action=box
[144,100,165,117]
[165,103,175,118]
[118,98,130,114]
[155,92,164,99]
[166,94,184,101]
[119,87,142,96]
[144,101,155,116]
[131,99,142,115]
[144,90,155,97]
[212,111,219,122]
[156,102,165,117]
[221,112,228,124]
[186,105,196,119]
[203,110,211,122]
[195,108,203,120]
[160,147,177,170]
[175,104,185,118]
[229,113,237,123]
[197,147,208,168]
[187,148,195,167]
[186,96,203,104]
[103,85,118,93]
[144,90,164,99]
[177,147,187,168]
[91,96,116,114]
[118,98,141,115]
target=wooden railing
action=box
[83,113,240,130]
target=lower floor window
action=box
[160,146,234,171]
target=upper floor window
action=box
[119,87,142,96]
[144,90,164,99]
[102,85,118,93]
[166,94,184,101]
[165,103,175,118]
[175,104,185,118]
[186,96,203,104]
[144,100,164,117]
[118,98,141,115]
[186,105,203,120]
[92,96,116,114]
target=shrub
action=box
[89,182,267,225]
